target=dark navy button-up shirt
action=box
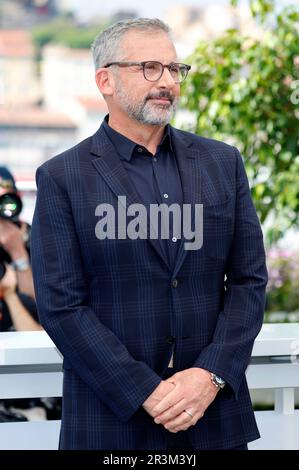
[103,116,183,268]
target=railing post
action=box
[274,388,295,414]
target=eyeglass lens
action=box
[143,62,188,83]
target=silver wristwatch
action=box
[210,373,226,389]
[11,258,30,272]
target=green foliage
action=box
[31,19,107,49]
[231,0,274,21]
[180,4,299,244]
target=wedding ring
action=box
[184,409,194,418]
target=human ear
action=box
[95,68,114,96]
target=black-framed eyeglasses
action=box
[104,61,191,83]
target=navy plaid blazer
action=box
[31,122,267,450]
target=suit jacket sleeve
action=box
[193,147,268,398]
[30,164,161,422]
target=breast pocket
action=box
[202,196,235,260]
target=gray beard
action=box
[115,84,178,126]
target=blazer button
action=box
[166,335,175,344]
[171,278,178,288]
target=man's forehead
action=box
[121,30,177,60]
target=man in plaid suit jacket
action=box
[31,18,267,450]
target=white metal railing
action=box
[16,181,36,191]
[0,324,299,450]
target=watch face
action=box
[215,375,225,385]
[212,374,225,388]
[211,373,226,389]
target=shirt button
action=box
[171,279,178,288]
[166,335,175,344]
[137,147,143,153]
[172,237,177,242]
[163,193,169,199]
[153,157,157,162]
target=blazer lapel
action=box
[90,125,170,268]
[170,127,202,277]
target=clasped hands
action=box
[142,367,219,433]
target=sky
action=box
[67,0,219,19]
[66,0,296,21]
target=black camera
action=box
[0,198,25,280]
[0,204,31,281]
[0,192,23,221]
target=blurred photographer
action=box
[0,166,35,301]
[0,167,38,332]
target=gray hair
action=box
[91,18,172,71]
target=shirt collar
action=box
[102,114,173,162]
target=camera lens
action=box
[0,193,22,219]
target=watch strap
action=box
[210,372,226,389]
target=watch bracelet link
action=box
[210,372,226,389]
[11,257,30,272]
